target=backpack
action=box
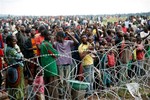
[107,53,115,67]
[6,64,21,87]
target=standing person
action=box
[122,23,127,34]
[35,25,46,55]
[135,37,145,76]
[15,25,28,78]
[0,32,4,89]
[24,28,37,78]
[35,25,46,65]
[15,25,28,56]
[5,35,25,100]
[78,34,95,98]
[2,27,10,43]
[120,34,132,78]
[40,30,59,100]
[53,31,78,98]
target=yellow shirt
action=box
[92,29,96,35]
[78,43,93,66]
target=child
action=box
[135,37,145,76]
[107,49,116,87]
[98,45,111,88]
[33,67,45,100]
[88,35,97,58]
[107,50,116,68]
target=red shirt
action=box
[122,27,127,33]
[35,34,44,55]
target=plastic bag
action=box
[126,83,142,100]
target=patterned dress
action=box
[5,46,25,100]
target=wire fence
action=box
[0,42,150,100]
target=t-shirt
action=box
[54,40,74,65]
[122,27,127,33]
[136,43,145,60]
[78,43,93,66]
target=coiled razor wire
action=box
[0,41,150,100]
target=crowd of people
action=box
[0,15,150,100]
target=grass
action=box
[102,17,127,25]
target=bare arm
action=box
[79,46,93,59]
[66,32,79,44]
[79,50,89,59]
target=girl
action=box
[33,67,45,100]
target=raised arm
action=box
[65,31,79,44]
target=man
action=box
[78,33,95,98]
[53,31,78,98]
[15,25,28,56]
[24,28,37,78]
[15,25,28,78]
[2,27,10,43]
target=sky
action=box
[0,0,150,16]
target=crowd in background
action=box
[0,15,150,100]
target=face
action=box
[56,36,63,43]
[4,28,8,33]
[99,45,104,53]
[103,39,107,45]
[86,28,92,35]
[95,42,100,50]
[81,36,87,44]
[58,27,63,32]
[55,26,59,32]
[31,29,36,36]
[88,38,94,43]
[137,40,142,44]
[112,39,115,45]
[45,34,51,41]
[20,25,25,33]
[9,36,17,48]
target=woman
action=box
[40,30,59,100]
[5,35,25,100]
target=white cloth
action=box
[140,31,150,39]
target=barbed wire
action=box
[0,42,150,100]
